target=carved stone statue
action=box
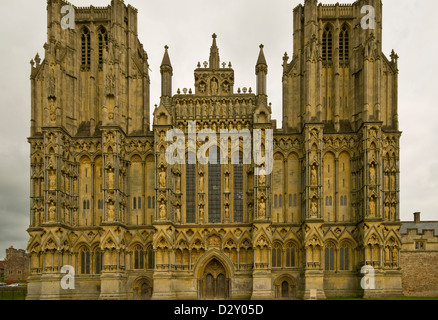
[108,169,115,189]
[370,163,376,185]
[258,199,266,219]
[175,174,181,193]
[225,173,230,192]
[199,173,204,193]
[159,201,166,220]
[211,79,218,95]
[159,169,166,188]
[199,205,204,221]
[225,205,229,219]
[175,206,181,223]
[48,203,56,222]
[311,164,318,186]
[107,202,115,221]
[311,199,318,217]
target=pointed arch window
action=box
[134,245,145,270]
[324,243,335,271]
[186,152,196,224]
[340,243,350,271]
[286,243,297,268]
[339,25,349,62]
[98,26,108,66]
[80,247,91,275]
[272,243,282,268]
[208,148,221,223]
[233,154,244,223]
[81,27,91,68]
[322,26,333,62]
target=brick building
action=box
[3,246,29,284]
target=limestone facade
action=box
[27,0,406,300]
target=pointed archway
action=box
[200,258,229,300]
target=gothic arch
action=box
[194,249,235,280]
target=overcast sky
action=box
[0,0,437,259]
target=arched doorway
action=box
[200,258,229,300]
[133,277,153,300]
[274,275,297,299]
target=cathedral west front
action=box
[26,0,405,300]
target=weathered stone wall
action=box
[400,251,438,297]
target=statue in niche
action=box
[225,173,230,192]
[258,172,266,187]
[258,198,266,219]
[391,205,396,220]
[212,122,217,132]
[370,163,376,185]
[202,102,208,117]
[49,170,56,190]
[311,198,318,217]
[175,174,181,193]
[107,201,115,221]
[196,101,201,118]
[229,101,234,117]
[225,205,230,219]
[159,201,166,220]
[175,102,181,117]
[199,205,204,221]
[392,247,398,266]
[235,100,240,116]
[222,100,227,117]
[369,198,376,217]
[385,204,390,220]
[108,168,115,189]
[211,79,218,95]
[311,164,318,186]
[105,65,116,96]
[48,202,56,222]
[159,169,166,188]
[199,173,204,193]
[391,173,396,190]
[175,206,181,224]
[182,102,188,117]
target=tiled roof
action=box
[400,222,438,235]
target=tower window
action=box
[98,26,108,65]
[322,26,333,62]
[339,25,349,62]
[81,27,91,68]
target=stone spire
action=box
[256,44,268,96]
[160,45,173,98]
[209,33,220,70]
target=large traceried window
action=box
[325,243,335,271]
[208,148,221,223]
[80,247,91,275]
[285,243,297,268]
[340,243,350,271]
[81,27,91,68]
[233,155,244,223]
[272,243,282,268]
[322,26,333,62]
[186,157,196,223]
[339,24,349,62]
[134,245,145,270]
